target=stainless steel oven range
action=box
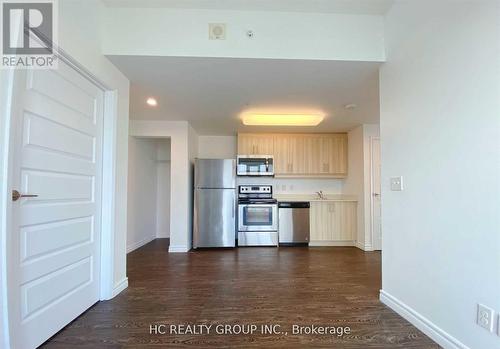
[237,185,278,246]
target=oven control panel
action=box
[239,185,272,194]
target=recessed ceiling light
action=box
[146,97,158,107]
[241,113,324,126]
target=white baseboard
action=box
[309,240,355,247]
[111,277,128,298]
[168,245,190,253]
[355,241,374,251]
[380,290,470,349]
[127,235,155,253]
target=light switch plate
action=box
[497,314,500,336]
[390,176,404,191]
[477,304,494,332]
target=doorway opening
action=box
[127,137,171,252]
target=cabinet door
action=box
[237,134,274,155]
[303,135,321,174]
[318,134,348,176]
[237,134,254,155]
[273,135,290,174]
[255,135,274,155]
[310,201,357,242]
[309,202,326,240]
[336,201,356,240]
[329,134,348,175]
[316,202,337,240]
[273,135,305,174]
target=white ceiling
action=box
[108,56,380,135]
[102,0,394,15]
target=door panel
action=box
[9,61,104,349]
[194,188,235,247]
[21,216,93,261]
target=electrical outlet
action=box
[390,176,404,191]
[477,304,494,332]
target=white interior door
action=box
[8,61,104,349]
[371,138,382,250]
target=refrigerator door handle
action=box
[232,199,235,217]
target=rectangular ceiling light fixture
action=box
[242,114,324,126]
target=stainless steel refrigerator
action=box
[193,159,236,248]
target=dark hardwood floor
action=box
[42,239,439,348]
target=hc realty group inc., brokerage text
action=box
[150,323,352,337]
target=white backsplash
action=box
[236,176,344,194]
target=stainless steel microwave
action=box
[236,155,274,176]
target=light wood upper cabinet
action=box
[310,201,357,242]
[237,132,347,178]
[273,135,305,174]
[237,134,274,155]
[317,134,348,176]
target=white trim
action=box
[168,245,190,253]
[355,241,374,251]
[309,241,355,247]
[99,90,118,301]
[0,68,15,349]
[369,136,381,251]
[380,290,470,349]
[127,235,155,253]
[112,278,129,298]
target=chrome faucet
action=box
[316,191,325,199]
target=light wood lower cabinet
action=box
[309,201,357,245]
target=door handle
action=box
[12,190,38,202]
[373,193,380,197]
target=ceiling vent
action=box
[209,23,226,40]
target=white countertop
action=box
[274,194,358,202]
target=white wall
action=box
[361,124,379,249]
[342,124,380,250]
[380,2,500,348]
[103,8,385,62]
[127,138,158,252]
[343,126,364,246]
[187,125,199,248]
[58,0,130,297]
[129,121,198,252]
[198,136,237,159]
[156,140,171,238]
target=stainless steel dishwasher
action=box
[278,202,310,245]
